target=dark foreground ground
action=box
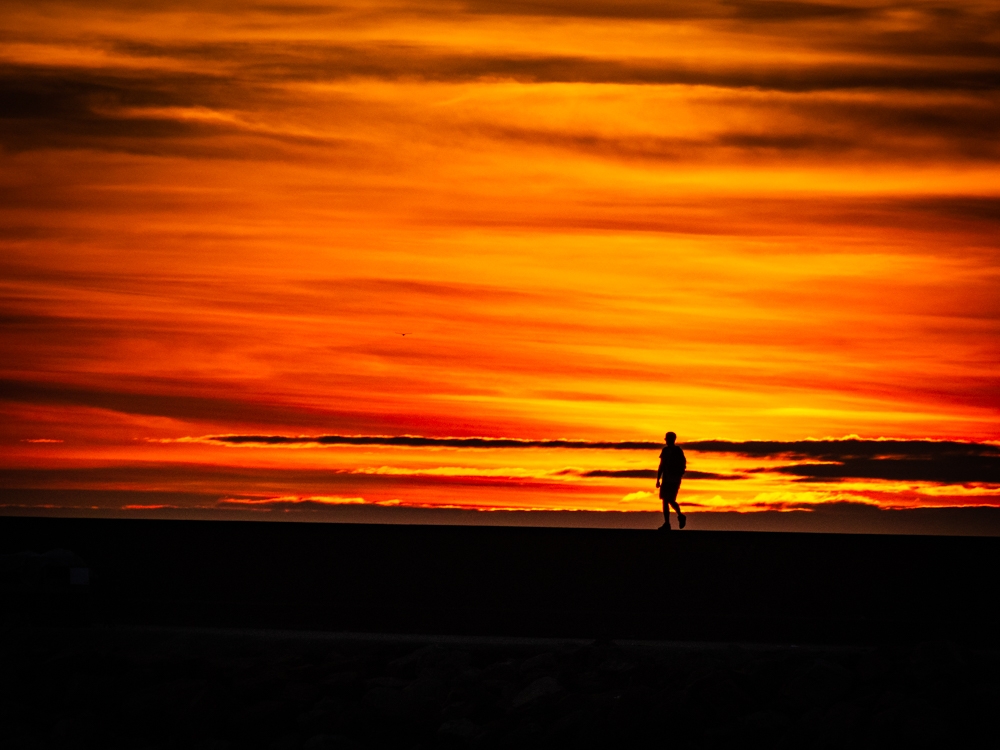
[3,517,1000,747]
[3,517,999,643]
[3,626,999,750]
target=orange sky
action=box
[2,0,999,528]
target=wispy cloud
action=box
[620,490,652,503]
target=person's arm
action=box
[679,448,687,475]
[656,458,663,487]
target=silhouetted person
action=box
[656,431,687,530]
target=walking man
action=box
[656,431,687,530]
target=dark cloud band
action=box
[207,433,999,455]
[582,469,741,480]
[203,434,1000,484]
[774,457,1000,484]
[210,434,662,449]
[686,439,1000,459]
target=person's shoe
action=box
[678,513,687,529]
[657,522,671,531]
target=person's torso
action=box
[660,445,686,475]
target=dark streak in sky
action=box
[208,434,663,449]
[198,434,1000,484]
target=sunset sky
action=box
[2,0,999,531]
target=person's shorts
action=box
[659,476,682,500]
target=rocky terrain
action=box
[3,626,997,749]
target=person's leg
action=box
[669,498,686,528]
[659,485,671,529]
[665,477,686,528]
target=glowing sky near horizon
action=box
[2,0,999,523]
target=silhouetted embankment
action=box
[2,517,999,644]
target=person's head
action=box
[665,431,676,446]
